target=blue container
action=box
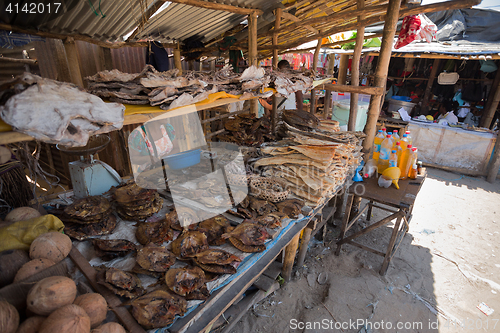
[164,149,201,170]
[391,96,413,102]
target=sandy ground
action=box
[231,168,500,333]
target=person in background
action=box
[259,60,304,116]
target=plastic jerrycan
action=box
[377,135,392,173]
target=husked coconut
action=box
[39,304,90,333]
[16,316,45,333]
[0,249,30,287]
[29,232,72,263]
[5,207,41,223]
[92,322,126,333]
[27,276,77,316]
[14,258,56,283]
[74,293,107,328]
[0,301,19,333]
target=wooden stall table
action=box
[335,171,426,275]
[377,116,409,136]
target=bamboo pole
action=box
[167,0,263,15]
[310,36,323,114]
[248,12,259,117]
[349,0,365,132]
[421,59,440,115]
[272,8,282,134]
[338,55,349,85]
[174,43,182,76]
[0,57,37,65]
[63,37,84,87]
[324,54,335,118]
[362,0,403,154]
[321,84,383,95]
[481,64,500,128]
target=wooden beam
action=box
[310,35,323,114]
[321,84,384,96]
[282,234,300,282]
[0,23,176,49]
[174,44,182,76]
[281,12,319,34]
[349,0,365,132]
[481,63,500,128]
[248,11,259,117]
[63,37,84,87]
[0,57,37,65]
[168,0,263,15]
[126,1,167,41]
[363,0,402,154]
[98,47,113,71]
[272,7,282,134]
[337,55,349,85]
[50,39,73,84]
[421,59,440,115]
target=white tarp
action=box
[409,121,495,173]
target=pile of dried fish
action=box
[256,138,362,206]
[113,182,162,221]
[130,289,187,329]
[97,267,145,298]
[61,196,117,240]
[217,113,275,147]
[192,249,241,274]
[132,243,176,277]
[93,239,138,261]
[222,222,270,253]
[269,68,315,97]
[165,266,209,300]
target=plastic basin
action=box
[164,149,201,170]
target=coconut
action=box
[91,322,126,333]
[0,301,19,333]
[16,316,45,333]
[39,304,90,333]
[29,232,72,263]
[73,293,107,328]
[27,276,77,316]
[14,258,56,283]
[0,249,30,287]
[5,207,41,223]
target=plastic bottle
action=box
[392,131,401,147]
[399,144,413,180]
[377,135,393,173]
[409,163,418,179]
[407,147,418,177]
[381,127,387,137]
[405,131,413,145]
[387,132,395,147]
[372,130,384,161]
[394,141,403,165]
[400,134,409,151]
[389,150,398,168]
[363,159,378,178]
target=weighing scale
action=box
[57,135,122,198]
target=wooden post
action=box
[323,54,335,118]
[481,64,500,128]
[338,54,349,85]
[271,8,282,133]
[248,12,259,117]
[487,134,500,183]
[63,37,84,87]
[282,234,300,282]
[310,36,323,114]
[296,227,312,267]
[174,43,182,76]
[98,47,113,71]
[421,59,440,115]
[348,0,365,131]
[362,0,402,154]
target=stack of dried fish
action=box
[93,239,138,260]
[255,140,362,206]
[217,114,275,147]
[165,266,209,300]
[132,243,176,277]
[61,196,117,240]
[113,182,162,221]
[130,289,187,329]
[269,68,314,97]
[97,267,145,298]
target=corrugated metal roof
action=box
[11,0,280,44]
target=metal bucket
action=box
[388,98,416,116]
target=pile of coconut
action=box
[0,208,126,333]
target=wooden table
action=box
[335,171,426,275]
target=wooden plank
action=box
[321,83,384,96]
[63,37,84,87]
[282,233,300,282]
[169,217,310,333]
[0,57,37,65]
[380,216,403,275]
[296,227,312,267]
[253,274,279,292]
[346,240,386,257]
[362,0,403,154]
[167,0,263,15]
[0,131,34,145]
[262,261,283,279]
[68,246,146,333]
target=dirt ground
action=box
[232,168,500,333]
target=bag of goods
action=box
[27,276,77,315]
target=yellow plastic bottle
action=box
[372,130,384,161]
[405,131,413,146]
[407,147,418,177]
[399,144,413,180]
[378,135,393,173]
[394,141,403,165]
